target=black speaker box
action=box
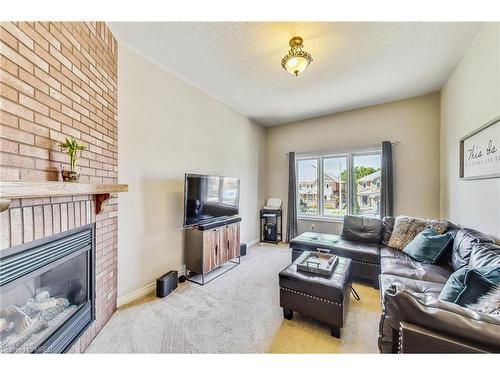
[156,270,178,298]
[264,223,277,241]
[240,243,247,256]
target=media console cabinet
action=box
[185,217,241,284]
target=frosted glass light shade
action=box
[285,56,309,76]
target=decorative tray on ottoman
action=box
[296,250,338,277]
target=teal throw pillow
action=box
[438,267,469,302]
[403,227,452,264]
[455,266,500,307]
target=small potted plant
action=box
[59,137,86,182]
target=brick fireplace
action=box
[1,22,119,353]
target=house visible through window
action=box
[296,149,381,219]
[352,153,382,216]
[297,158,319,215]
[323,156,347,216]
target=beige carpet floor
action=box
[85,243,381,353]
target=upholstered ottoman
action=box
[278,253,353,338]
[289,231,380,289]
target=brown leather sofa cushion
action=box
[452,228,494,270]
[380,246,412,261]
[340,215,383,244]
[380,256,452,284]
[331,238,380,264]
[380,274,444,300]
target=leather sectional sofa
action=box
[289,215,500,353]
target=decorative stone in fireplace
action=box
[0,225,95,353]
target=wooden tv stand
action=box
[184,217,241,285]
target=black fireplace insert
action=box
[0,224,95,353]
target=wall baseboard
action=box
[246,238,260,248]
[116,240,260,308]
[117,282,156,307]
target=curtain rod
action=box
[285,141,400,156]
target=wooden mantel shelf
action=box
[0,181,128,214]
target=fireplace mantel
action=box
[0,181,128,214]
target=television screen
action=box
[183,174,240,227]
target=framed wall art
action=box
[460,116,500,180]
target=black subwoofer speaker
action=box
[264,223,277,242]
[240,243,247,256]
[156,270,178,298]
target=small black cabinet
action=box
[260,209,282,244]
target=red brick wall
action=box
[0,22,118,353]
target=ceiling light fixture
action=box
[281,36,313,76]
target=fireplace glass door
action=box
[0,228,92,354]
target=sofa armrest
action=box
[380,283,500,353]
[398,322,489,353]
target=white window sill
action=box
[298,215,344,223]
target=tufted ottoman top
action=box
[279,253,352,303]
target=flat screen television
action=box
[183,173,240,228]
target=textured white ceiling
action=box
[109,22,481,126]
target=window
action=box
[296,149,381,220]
[352,153,381,216]
[323,156,347,216]
[297,158,318,215]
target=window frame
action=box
[296,147,382,222]
[296,156,320,217]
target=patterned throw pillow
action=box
[466,284,500,315]
[455,266,500,307]
[387,215,449,250]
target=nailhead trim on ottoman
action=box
[279,286,343,307]
[352,259,380,267]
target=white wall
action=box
[117,45,266,300]
[440,23,500,242]
[265,93,442,237]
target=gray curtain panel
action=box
[286,152,298,242]
[380,141,394,218]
